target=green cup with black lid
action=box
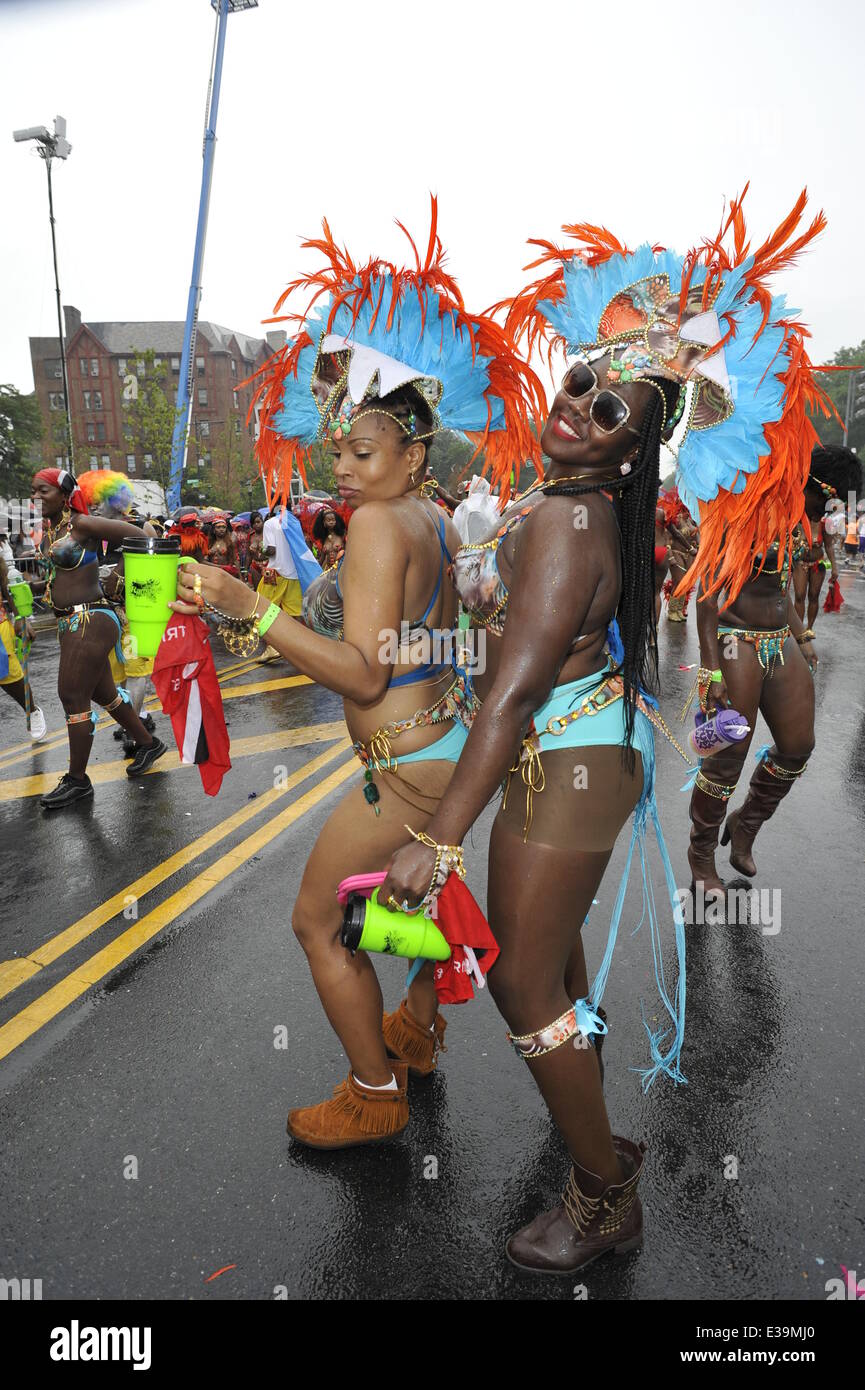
[122,535,194,659]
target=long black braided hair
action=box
[542,379,677,773]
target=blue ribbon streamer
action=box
[573,997,608,1037]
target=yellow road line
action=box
[0,653,283,768]
[220,675,312,701]
[0,720,347,801]
[0,738,351,999]
[0,758,357,1062]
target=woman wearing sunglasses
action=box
[383,195,830,1276]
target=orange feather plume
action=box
[243,198,546,507]
[674,189,835,603]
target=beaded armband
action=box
[507,1000,607,1060]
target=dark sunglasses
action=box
[561,361,639,436]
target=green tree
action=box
[205,411,248,510]
[0,385,44,500]
[813,340,865,453]
[121,349,183,496]
[428,428,540,496]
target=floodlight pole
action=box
[43,150,74,468]
[167,1,257,510]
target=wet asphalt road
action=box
[0,570,863,1303]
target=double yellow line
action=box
[0,739,357,1062]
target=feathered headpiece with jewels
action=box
[248,198,546,505]
[505,188,835,602]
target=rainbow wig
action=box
[246,197,546,506]
[77,470,134,517]
[503,188,836,604]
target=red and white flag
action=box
[152,616,231,796]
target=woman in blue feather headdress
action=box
[170,199,545,1149]
[381,189,836,1277]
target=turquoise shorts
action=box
[530,663,654,767]
[397,718,468,765]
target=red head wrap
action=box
[33,467,89,514]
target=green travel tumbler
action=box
[341,889,451,961]
[122,536,194,659]
[8,580,33,618]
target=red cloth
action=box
[824,576,843,613]
[151,615,231,796]
[431,877,499,1005]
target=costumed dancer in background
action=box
[311,506,347,568]
[170,201,542,1147]
[792,447,845,626]
[0,551,46,740]
[76,470,160,759]
[383,215,719,1275]
[231,516,251,580]
[208,515,239,575]
[704,443,861,883]
[31,468,166,807]
[659,486,698,622]
[673,191,836,897]
[167,511,210,562]
[246,509,266,589]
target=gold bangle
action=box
[405,825,467,886]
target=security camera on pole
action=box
[12,115,74,468]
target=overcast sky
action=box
[1,0,862,399]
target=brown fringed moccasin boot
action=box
[286,1062,409,1149]
[382,999,447,1077]
[506,1136,646,1275]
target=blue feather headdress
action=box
[505,190,836,602]
[248,198,545,504]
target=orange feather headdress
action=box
[246,198,546,507]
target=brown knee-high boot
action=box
[687,774,736,896]
[721,753,808,877]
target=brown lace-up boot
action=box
[506,1136,646,1275]
[721,756,807,878]
[687,780,732,897]
[286,1062,409,1149]
[382,1000,447,1077]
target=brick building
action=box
[29,307,286,499]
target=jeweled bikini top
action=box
[453,489,614,654]
[451,494,544,637]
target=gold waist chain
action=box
[503,674,691,839]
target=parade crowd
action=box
[2,189,863,1281]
